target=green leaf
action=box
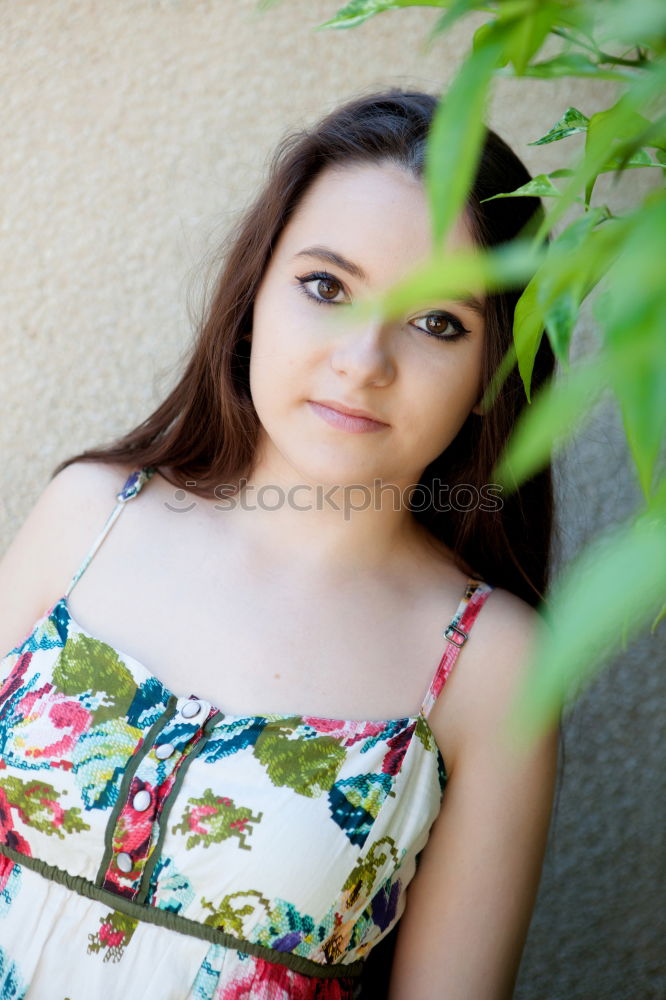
[534,62,666,244]
[507,53,630,80]
[375,239,542,321]
[512,210,623,397]
[528,106,590,146]
[425,30,505,245]
[595,193,666,336]
[321,241,543,349]
[600,147,661,172]
[512,277,546,403]
[427,0,488,41]
[492,355,610,492]
[503,488,666,749]
[495,320,661,499]
[550,205,614,254]
[584,105,655,200]
[315,0,447,30]
[595,0,666,48]
[595,194,666,499]
[493,0,540,18]
[480,173,564,201]
[501,3,560,76]
[610,324,666,500]
[543,283,585,357]
[652,603,666,633]
[628,116,666,155]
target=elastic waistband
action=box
[0,842,365,980]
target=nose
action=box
[329,316,396,386]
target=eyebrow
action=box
[291,244,485,317]
[292,245,369,282]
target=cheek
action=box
[250,315,329,404]
[248,324,308,418]
[251,286,314,358]
[410,372,479,451]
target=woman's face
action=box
[248,161,486,492]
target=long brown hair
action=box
[53,88,557,610]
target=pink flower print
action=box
[98,920,126,948]
[0,650,31,710]
[188,796,230,837]
[14,687,92,765]
[0,784,32,857]
[302,717,387,747]
[87,910,138,963]
[215,953,355,1000]
[381,722,416,775]
[0,784,33,862]
[0,851,15,892]
[215,963,290,1000]
[172,791,262,851]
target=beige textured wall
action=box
[1,2,663,997]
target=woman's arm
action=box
[388,593,559,1000]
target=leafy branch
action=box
[259,0,666,745]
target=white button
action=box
[180,699,202,719]
[132,790,152,812]
[116,852,133,873]
[154,742,175,760]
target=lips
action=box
[311,399,388,425]
[307,400,389,434]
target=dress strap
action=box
[419,575,495,719]
[64,466,156,599]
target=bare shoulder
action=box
[45,459,137,520]
[471,584,550,668]
[430,583,551,775]
[0,459,135,657]
[29,460,137,556]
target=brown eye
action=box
[296,272,348,306]
[317,277,342,300]
[411,311,470,341]
[425,315,450,336]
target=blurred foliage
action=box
[259,0,666,747]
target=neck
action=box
[220,461,447,583]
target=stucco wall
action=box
[1,2,664,997]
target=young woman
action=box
[0,90,561,999]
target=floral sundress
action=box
[0,466,494,999]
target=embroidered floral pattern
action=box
[0,944,26,999]
[87,909,139,963]
[172,789,263,851]
[0,854,21,917]
[252,717,348,797]
[0,775,90,844]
